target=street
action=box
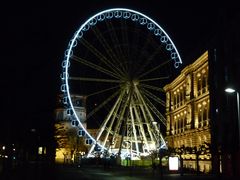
[54,165,227,180]
[1,163,238,180]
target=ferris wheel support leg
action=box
[87,92,123,157]
[117,86,134,157]
[139,104,156,144]
[135,86,163,144]
[130,105,140,156]
[133,105,150,152]
[102,98,122,149]
[109,89,130,148]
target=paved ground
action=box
[55,165,218,180]
[0,163,239,180]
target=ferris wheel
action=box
[61,8,182,158]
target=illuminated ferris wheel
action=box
[61,8,182,158]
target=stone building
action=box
[54,94,88,163]
[164,51,211,172]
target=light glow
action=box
[38,147,43,155]
[169,156,179,171]
[225,88,236,93]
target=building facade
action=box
[164,51,211,172]
[54,94,88,163]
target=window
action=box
[202,74,208,93]
[198,103,202,127]
[197,78,202,96]
[76,100,82,106]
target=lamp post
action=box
[225,88,240,146]
[225,87,240,176]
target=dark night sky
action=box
[1,1,224,142]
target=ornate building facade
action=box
[164,51,211,172]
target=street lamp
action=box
[225,87,240,146]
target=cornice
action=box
[164,51,208,92]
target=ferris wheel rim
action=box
[61,7,182,153]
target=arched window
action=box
[175,120,177,134]
[198,78,202,96]
[184,114,187,130]
[179,118,181,133]
[198,103,202,127]
[190,138,193,147]
[203,106,207,126]
[199,136,202,145]
[197,72,202,96]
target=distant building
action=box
[55,94,87,127]
[54,94,88,163]
[164,51,211,172]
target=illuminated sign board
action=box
[169,156,179,171]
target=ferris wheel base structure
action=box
[61,8,182,159]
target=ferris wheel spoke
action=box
[69,77,121,83]
[111,92,130,148]
[92,27,128,75]
[87,90,125,156]
[117,87,135,155]
[134,86,162,143]
[140,83,165,93]
[86,90,120,120]
[79,38,125,77]
[142,94,166,126]
[132,105,150,152]
[101,127,113,149]
[71,55,121,79]
[129,105,140,155]
[134,33,156,73]
[105,21,128,73]
[141,87,166,107]
[91,92,123,145]
[136,45,164,76]
[87,85,120,97]
[139,76,169,82]
[129,27,141,73]
[102,98,123,148]
[135,86,160,127]
[138,58,171,79]
[138,103,156,144]
[120,20,130,63]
